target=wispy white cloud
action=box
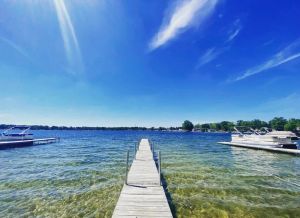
[149,0,218,50]
[196,47,222,67]
[262,39,274,47]
[231,40,300,82]
[227,28,240,42]
[54,0,84,74]
[196,19,242,68]
[226,19,242,43]
[0,36,31,60]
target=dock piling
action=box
[134,143,136,159]
[158,150,161,185]
[125,150,129,185]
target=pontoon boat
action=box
[231,127,298,149]
[0,126,33,141]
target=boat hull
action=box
[281,144,298,149]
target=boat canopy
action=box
[2,126,31,135]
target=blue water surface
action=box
[0,130,299,217]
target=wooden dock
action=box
[0,138,59,149]
[218,141,300,155]
[112,139,173,218]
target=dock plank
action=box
[112,139,173,218]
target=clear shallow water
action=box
[0,131,300,218]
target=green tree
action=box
[201,123,210,129]
[210,123,217,130]
[237,120,244,127]
[194,124,201,130]
[236,120,251,127]
[215,123,222,131]
[251,119,263,129]
[284,119,299,132]
[220,121,235,131]
[269,117,287,131]
[182,120,194,131]
[260,121,269,128]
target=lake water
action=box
[1,130,300,217]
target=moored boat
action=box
[0,126,33,141]
[231,127,298,149]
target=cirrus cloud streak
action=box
[231,40,300,82]
[149,0,219,50]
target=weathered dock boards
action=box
[218,141,300,155]
[112,139,173,218]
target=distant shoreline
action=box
[1,116,299,135]
[0,124,231,133]
[0,124,178,131]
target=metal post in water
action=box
[125,150,129,185]
[150,140,154,158]
[153,141,155,154]
[158,150,161,185]
[134,143,136,159]
[160,151,162,185]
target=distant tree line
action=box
[1,117,299,134]
[0,124,151,131]
[193,121,234,132]
[183,117,300,133]
[0,124,183,131]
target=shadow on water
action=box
[161,172,178,218]
[154,150,177,218]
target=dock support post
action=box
[125,150,129,185]
[134,143,136,159]
[158,150,161,186]
[153,141,155,155]
[151,140,155,158]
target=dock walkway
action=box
[112,138,173,218]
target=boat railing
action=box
[2,126,31,135]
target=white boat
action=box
[231,127,298,149]
[0,126,33,141]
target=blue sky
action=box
[0,0,300,127]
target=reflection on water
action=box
[0,131,299,217]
